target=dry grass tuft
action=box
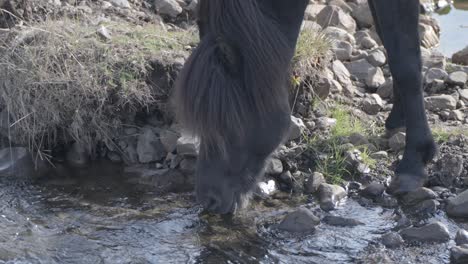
[0,19,196,158]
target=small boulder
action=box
[361,182,385,198]
[345,59,374,81]
[332,60,352,85]
[176,135,199,156]
[452,45,468,65]
[362,94,383,115]
[265,158,283,175]
[367,49,387,67]
[316,5,356,33]
[447,189,468,218]
[447,71,467,86]
[137,128,166,163]
[400,187,437,206]
[365,67,385,89]
[318,183,347,211]
[425,95,458,111]
[451,245,468,264]
[304,172,326,194]
[278,208,320,233]
[425,68,448,84]
[388,132,406,152]
[288,116,305,141]
[455,229,468,245]
[381,232,404,248]
[400,222,450,243]
[154,0,183,18]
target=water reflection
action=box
[432,0,468,56]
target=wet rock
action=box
[367,49,386,67]
[159,129,180,153]
[318,183,347,211]
[447,71,467,86]
[388,132,406,152]
[288,116,305,141]
[107,151,122,163]
[451,245,468,264]
[265,158,283,175]
[176,135,199,156]
[425,68,448,84]
[455,229,468,245]
[412,199,439,215]
[278,208,320,233]
[361,182,385,198]
[377,78,393,99]
[425,95,458,111]
[66,142,89,166]
[362,94,383,115]
[401,187,437,206]
[316,5,356,33]
[365,67,385,89]
[381,232,404,248]
[137,128,166,163]
[370,151,388,160]
[400,222,450,243]
[179,158,196,174]
[332,60,352,85]
[344,149,370,174]
[345,59,374,81]
[0,147,47,179]
[453,45,468,66]
[351,2,373,28]
[304,172,326,194]
[323,215,364,227]
[447,189,468,218]
[154,0,183,18]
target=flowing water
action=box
[432,0,468,56]
[0,162,465,264]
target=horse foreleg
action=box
[369,0,437,193]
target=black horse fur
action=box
[173,0,437,214]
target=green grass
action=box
[330,106,366,138]
[432,126,468,143]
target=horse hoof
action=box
[387,173,427,196]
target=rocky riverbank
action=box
[1,0,468,263]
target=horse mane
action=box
[172,0,293,157]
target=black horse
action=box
[173,0,437,214]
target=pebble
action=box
[318,183,347,211]
[278,208,320,233]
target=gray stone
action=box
[318,183,347,211]
[304,4,326,20]
[265,158,283,175]
[345,59,374,81]
[154,0,183,18]
[431,154,464,188]
[370,151,388,160]
[110,0,130,8]
[0,147,47,179]
[351,2,373,28]
[422,48,446,69]
[313,78,331,100]
[377,78,393,99]
[66,142,89,166]
[96,26,111,41]
[367,49,386,67]
[413,199,439,215]
[459,89,468,103]
[362,94,383,115]
[452,45,468,66]
[359,36,377,50]
[388,132,406,152]
[159,129,180,153]
[348,133,369,146]
[288,116,305,141]
[332,60,352,85]
[400,222,450,243]
[425,68,448,84]
[401,187,437,206]
[344,149,370,174]
[425,95,458,111]
[455,229,468,245]
[179,158,196,174]
[316,5,356,33]
[419,22,440,48]
[332,41,353,61]
[448,110,465,121]
[323,26,356,45]
[451,245,468,264]
[447,189,468,218]
[176,135,199,156]
[328,0,353,13]
[323,215,364,227]
[137,128,166,163]
[365,67,385,89]
[381,232,404,248]
[361,182,385,198]
[448,71,467,86]
[304,172,326,194]
[278,208,320,233]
